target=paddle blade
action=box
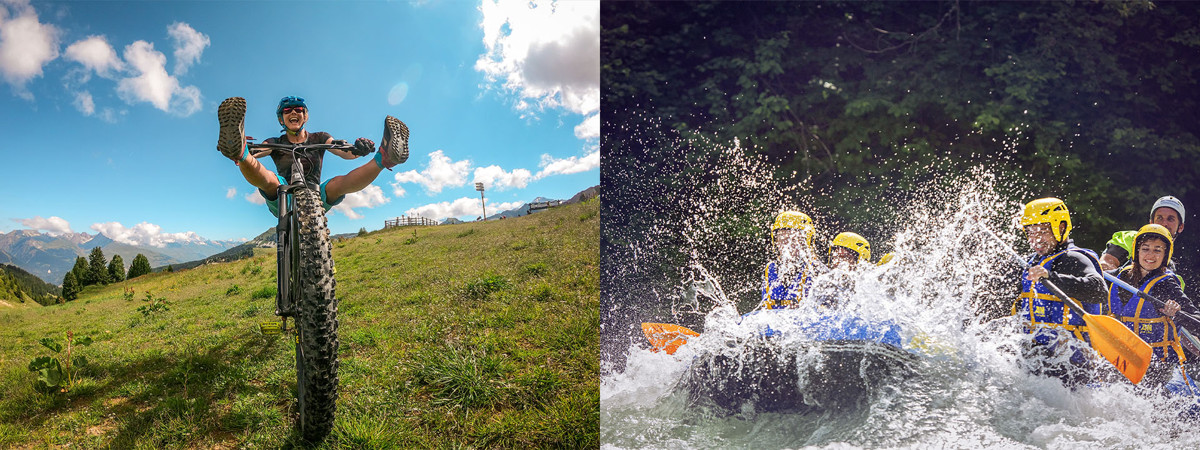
[641,323,700,355]
[1083,314,1153,384]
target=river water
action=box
[601,168,1200,448]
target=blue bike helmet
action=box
[276,96,307,118]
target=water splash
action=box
[602,160,1200,448]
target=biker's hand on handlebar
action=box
[352,137,376,156]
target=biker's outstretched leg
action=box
[218,97,281,194]
[323,116,410,200]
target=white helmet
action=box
[1151,196,1185,225]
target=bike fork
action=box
[261,182,301,335]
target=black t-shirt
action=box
[265,131,332,188]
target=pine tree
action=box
[108,255,125,283]
[70,256,88,286]
[62,271,80,301]
[87,247,110,286]
[127,254,152,280]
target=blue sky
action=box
[0,0,599,245]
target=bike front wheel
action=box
[293,187,339,442]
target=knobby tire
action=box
[293,187,339,443]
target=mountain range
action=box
[4,185,601,285]
[0,229,242,285]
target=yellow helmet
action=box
[877,252,896,266]
[830,232,871,262]
[771,211,814,247]
[1020,197,1072,243]
[1133,223,1174,267]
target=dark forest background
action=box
[600,1,1200,369]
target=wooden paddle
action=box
[641,323,700,355]
[982,226,1152,384]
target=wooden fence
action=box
[384,216,438,228]
[529,200,563,211]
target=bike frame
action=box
[246,138,356,442]
[248,141,352,324]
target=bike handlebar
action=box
[248,140,356,158]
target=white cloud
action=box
[392,183,407,198]
[97,107,121,123]
[0,0,60,99]
[167,22,209,75]
[64,35,122,78]
[331,185,389,220]
[115,41,174,110]
[225,187,237,199]
[90,221,204,248]
[473,165,531,191]
[534,149,599,179]
[14,216,71,235]
[392,150,471,195]
[73,90,94,115]
[575,112,599,139]
[475,0,598,124]
[245,192,266,205]
[405,197,523,221]
[115,39,203,116]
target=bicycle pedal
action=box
[259,321,282,335]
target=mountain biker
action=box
[759,211,821,310]
[1012,197,1108,386]
[216,96,409,217]
[1100,196,1185,272]
[1106,223,1196,387]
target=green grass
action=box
[0,198,599,448]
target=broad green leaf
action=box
[39,338,62,353]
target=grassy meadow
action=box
[0,198,599,448]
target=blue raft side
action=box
[743,309,904,348]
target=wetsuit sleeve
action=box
[1102,242,1128,265]
[1046,251,1108,305]
[1154,275,1197,315]
[1101,230,1135,265]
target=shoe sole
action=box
[381,115,409,167]
[217,97,246,160]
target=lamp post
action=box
[476,182,486,220]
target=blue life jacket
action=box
[1012,245,1103,345]
[1108,266,1187,363]
[760,260,812,309]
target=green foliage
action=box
[166,265,174,273]
[0,263,61,302]
[523,262,548,276]
[86,247,110,286]
[241,261,263,276]
[409,346,506,409]
[225,284,242,296]
[26,331,92,392]
[457,228,476,238]
[404,229,418,245]
[61,271,80,302]
[603,0,1200,305]
[250,285,276,300]
[0,200,599,447]
[465,274,510,300]
[108,254,125,283]
[136,291,171,317]
[70,256,88,286]
[358,227,368,237]
[127,253,152,279]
